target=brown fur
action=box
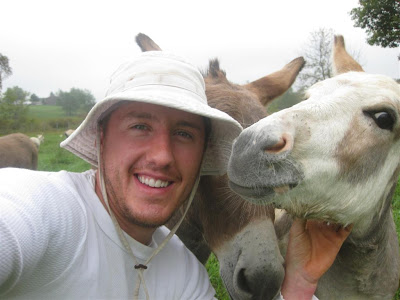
[335,114,392,184]
[136,33,162,52]
[183,53,304,250]
[0,133,38,170]
[245,57,305,105]
[333,35,364,75]
[136,33,304,299]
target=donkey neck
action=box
[330,181,400,297]
[350,181,396,244]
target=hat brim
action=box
[61,85,242,175]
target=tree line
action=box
[0,85,95,132]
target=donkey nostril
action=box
[237,268,252,294]
[264,137,287,154]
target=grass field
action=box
[393,184,400,300]
[28,105,87,120]
[22,105,86,134]
[28,105,67,119]
[14,131,400,299]
[36,131,91,172]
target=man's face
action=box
[100,102,206,229]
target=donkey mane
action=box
[204,58,227,79]
[204,59,269,128]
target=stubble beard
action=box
[102,167,182,229]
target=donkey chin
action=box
[228,170,361,229]
[227,155,304,206]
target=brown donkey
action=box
[0,133,38,170]
[136,33,305,300]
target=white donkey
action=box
[227,35,400,299]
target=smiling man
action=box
[0,51,242,299]
[97,102,208,244]
[0,50,351,300]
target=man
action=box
[0,50,351,299]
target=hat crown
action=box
[61,50,242,175]
[106,51,207,104]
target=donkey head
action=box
[228,35,400,237]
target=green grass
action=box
[28,105,66,119]
[24,105,85,134]
[28,105,88,121]
[11,130,400,299]
[394,184,400,242]
[36,132,91,172]
[393,183,400,300]
[206,254,230,299]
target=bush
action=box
[46,117,83,130]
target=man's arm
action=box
[0,216,25,294]
[0,169,87,296]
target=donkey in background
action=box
[228,35,400,299]
[0,133,39,170]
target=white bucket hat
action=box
[61,51,242,175]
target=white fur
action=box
[30,134,44,148]
[64,129,74,138]
[244,72,400,236]
[227,35,400,299]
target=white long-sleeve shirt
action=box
[0,168,215,300]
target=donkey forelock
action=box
[204,59,268,129]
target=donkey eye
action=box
[371,111,394,131]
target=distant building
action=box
[42,92,58,105]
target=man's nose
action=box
[148,133,175,167]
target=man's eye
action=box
[132,124,148,130]
[175,131,192,139]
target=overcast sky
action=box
[1,0,399,101]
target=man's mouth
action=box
[137,175,171,188]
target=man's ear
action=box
[96,126,105,150]
[100,127,104,145]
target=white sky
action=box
[1,0,399,100]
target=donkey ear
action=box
[244,57,305,106]
[136,33,162,52]
[205,58,227,81]
[332,35,364,75]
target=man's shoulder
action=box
[154,226,185,248]
[0,168,95,218]
[0,167,94,193]
[0,167,51,182]
[153,226,200,261]
[0,168,59,198]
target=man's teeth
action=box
[138,175,170,188]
